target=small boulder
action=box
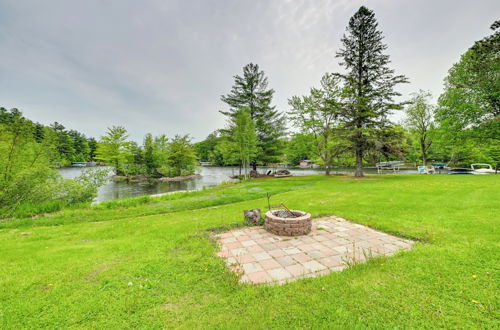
[249,170,260,178]
[243,209,261,225]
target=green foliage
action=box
[143,133,156,175]
[403,91,435,166]
[436,21,499,168]
[0,108,97,165]
[96,126,132,175]
[288,73,350,174]
[87,137,98,160]
[0,109,109,218]
[364,125,410,164]
[67,129,91,162]
[335,6,409,176]
[232,108,258,177]
[194,131,225,165]
[221,63,286,168]
[153,134,169,173]
[94,126,194,179]
[0,168,109,219]
[49,122,76,162]
[164,135,197,177]
[214,136,239,166]
[285,133,316,165]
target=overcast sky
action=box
[1,0,498,142]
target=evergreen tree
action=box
[33,123,45,143]
[221,63,286,170]
[87,137,98,160]
[50,122,75,163]
[68,130,90,162]
[335,6,408,176]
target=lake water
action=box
[59,166,418,202]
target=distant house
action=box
[299,160,314,168]
[199,161,212,166]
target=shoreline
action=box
[112,173,201,182]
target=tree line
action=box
[195,7,499,177]
[0,109,198,217]
[0,108,107,218]
[0,107,98,165]
[95,126,197,178]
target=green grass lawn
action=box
[1,175,498,328]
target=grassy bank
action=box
[1,175,498,328]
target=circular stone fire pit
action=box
[264,210,312,236]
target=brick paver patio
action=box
[214,215,414,284]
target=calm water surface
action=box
[59,166,418,202]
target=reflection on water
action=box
[58,166,418,202]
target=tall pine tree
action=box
[336,6,408,177]
[221,63,286,170]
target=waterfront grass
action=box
[1,175,498,328]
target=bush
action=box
[0,168,109,218]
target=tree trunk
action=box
[323,151,331,176]
[252,161,257,171]
[355,146,363,177]
[420,140,427,166]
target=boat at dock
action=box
[471,164,496,175]
[71,162,97,167]
[448,168,473,175]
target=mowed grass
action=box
[0,175,498,328]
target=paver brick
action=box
[283,247,301,255]
[268,268,293,281]
[226,242,243,249]
[291,253,312,263]
[285,264,308,277]
[216,215,413,285]
[303,260,327,272]
[259,258,281,270]
[252,252,272,261]
[247,245,264,253]
[242,262,263,274]
[241,240,257,247]
[275,255,297,267]
[247,271,273,284]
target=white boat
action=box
[471,163,496,175]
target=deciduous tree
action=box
[232,108,257,178]
[404,90,435,166]
[96,126,132,175]
[288,74,349,175]
[165,135,197,177]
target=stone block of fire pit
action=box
[265,210,312,236]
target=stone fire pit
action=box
[265,210,312,236]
